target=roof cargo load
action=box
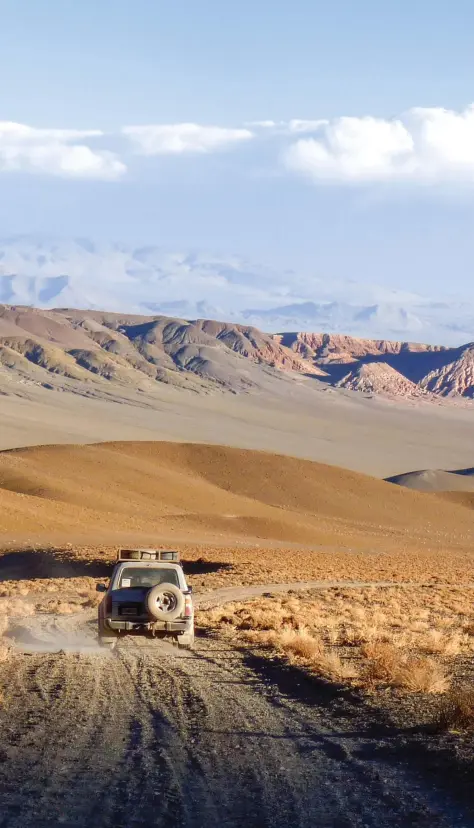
[117,549,180,562]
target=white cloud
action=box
[287,119,328,134]
[4,107,474,187]
[0,122,126,179]
[123,123,254,155]
[246,120,280,129]
[283,105,474,184]
[246,119,326,134]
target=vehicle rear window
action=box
[118,568,179,589]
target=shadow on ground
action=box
[241,647,474,820]
[181,558,233,577]
[0,548,233,583]
[0,548,113,581]
[243,649,365,712]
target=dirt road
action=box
[0,605,471,828]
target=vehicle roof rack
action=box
[117,549,180,563]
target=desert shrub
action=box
[394,656,450,694]
[361,641,403,684]
[438,685,474,730]
[277,626,323,660]
[316,650,359,681]
[420,629,464,656]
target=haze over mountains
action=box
[1,236,473,344]
[0,236,473,479]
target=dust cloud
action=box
[6,614,107,655]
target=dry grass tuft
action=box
[438,685,474,730]
[361,642,403,684]
[316,650,359,681]
[463,620,474,636]
[277,627,323,661]
[419,630,465,656]
[197,583,474,696]
[275,627,357,682]
[394,656,450,694]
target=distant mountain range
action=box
[0,304,473,402]
[280,332,474,400]
[0,235,473,344]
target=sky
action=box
[0,0,473,298]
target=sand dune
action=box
[434,491,474,509]
[1,441,474,554]
[386,467,474,492]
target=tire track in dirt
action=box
[115,641,221,827]
[193,580,457,609]
[0,649,133,828]
[0,601,471,827]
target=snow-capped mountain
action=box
[0,235,472,344]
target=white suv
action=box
[97,549,194,650]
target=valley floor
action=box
[1,380,474,477]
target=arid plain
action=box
[1,307,474,826]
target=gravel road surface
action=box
[0,602,471,828]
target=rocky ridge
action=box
[0,305,321,398]
[335,362,429,400]
[0,304,472,402]
[279,332,474,400]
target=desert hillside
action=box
[387,466,474,492]
[280,331,474,399]
[1,304,474,403]
[0,304,318,397]
[1,441,474,557]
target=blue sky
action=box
[0,0,473,297]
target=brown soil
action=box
[1,441,474,567]
[435,491,474,509]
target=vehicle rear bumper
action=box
[105,618,192,633]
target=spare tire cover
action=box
[146,582,185,621]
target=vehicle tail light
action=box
[184,595,193,618]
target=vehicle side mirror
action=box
[96,583,107,592]
[187,586,193,593]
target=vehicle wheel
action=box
[178,633,194,650]
[146,583,185,621]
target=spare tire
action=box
[146,583,185,621]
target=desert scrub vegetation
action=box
[438,684,474,731]
[36,587,103,615]
[197,585,474,695]
[0,575,104,598]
